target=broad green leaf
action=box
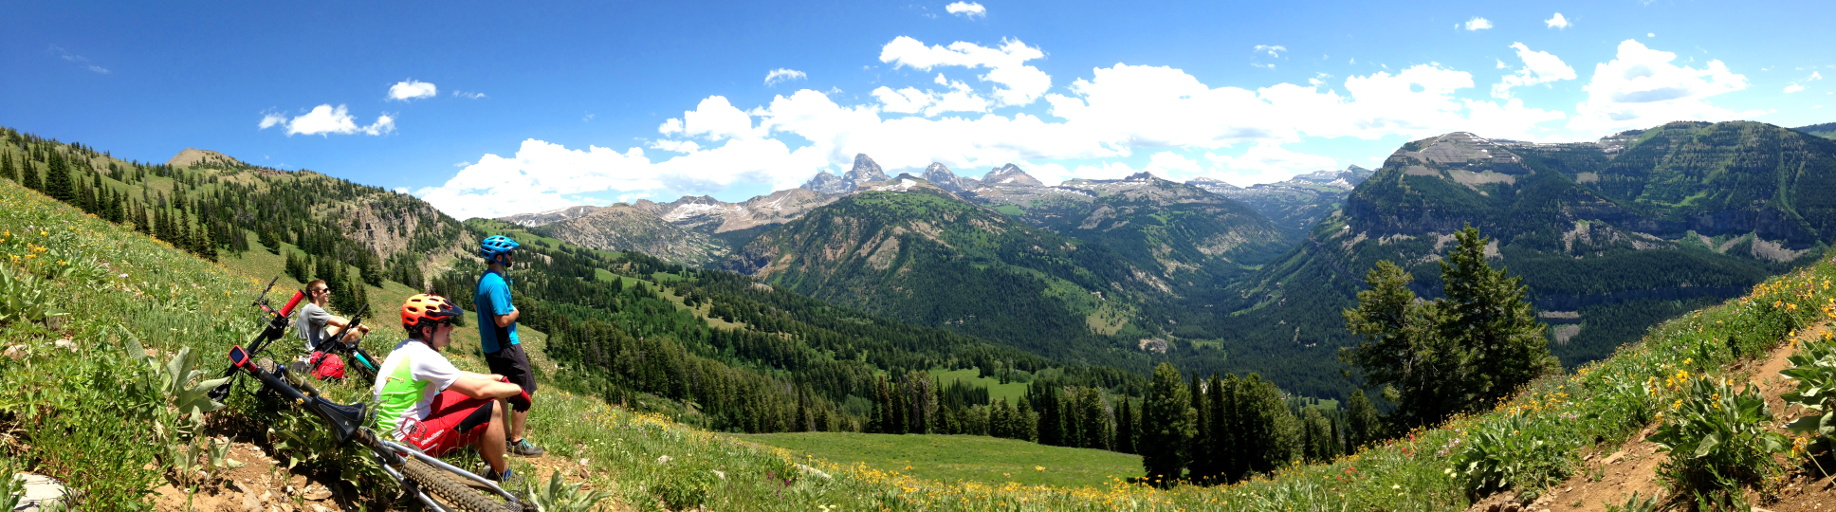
[1692,433,1720,459]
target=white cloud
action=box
[388,79,438,101]
[258,105,396,136]
[1203,142,1338,186]
[1253,45,1287,58]
[1462,17,1493,31]
[1491,42,1577,98]
[417,37,1610,217]
[48,45,109,74]
[764,68,807,86]
[393,187,409,193]
[1496,59,1509,70]
[1545,13,1569,29]
[649,139,703,153]
[944,1,986,18]
[879,36,1051,107]
[667,96,757,140]
[452,90,487,99]
[1785,71,1824,94]
[1571,40,1758,134]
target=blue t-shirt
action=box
[475,270,520,353]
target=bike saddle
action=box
[313,399,369,443]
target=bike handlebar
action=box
[278,290,306,318]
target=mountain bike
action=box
[212,277,530,512]
[310,302,383,385]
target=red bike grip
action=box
[279,290,306,317]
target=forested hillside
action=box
[1212,121,1836,398]
[4,127,1297,462]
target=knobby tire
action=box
[401,458,518,512]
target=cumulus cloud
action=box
[1462,17,1493,31]
[417,37,1605,218]
[1204,142,1338,186]
[388,79,437,101]
[1545,12,1569,29]
[648,139,702,153]
[258,105,396,136]
[667,96,757,140]
[879,36,1051,107]
[452,90,487,99]
[945,1,986,18]
[1571,40,1758,134]
[764,68,807,86]
[1254,45,1287,58]
[1491,42,1577,98]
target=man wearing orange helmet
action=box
[372,294,532,483]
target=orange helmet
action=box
[401,294,465,333]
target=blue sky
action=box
[4,1,1832,219]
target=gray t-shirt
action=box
[296,303,334,352]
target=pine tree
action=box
[1437,225,1557,407]
[1141,363,1194,486]
[134,201,151,235]
[1115,397,1136,454]
[44,149,74,203]
[1346,389,1381,450]
[1189,374,1213,482]
[0,153,14,181]
[21,157,41,191]
[1205,373,1230,483]
[1217,373,1247,482]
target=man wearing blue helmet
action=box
[475,234,544,457]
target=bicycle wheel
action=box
[401,458,522,512]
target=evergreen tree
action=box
[1205,373,1231,483]
[1114,397,1136,454]
[1141,363,1194,486]
[1074,388,1109,450]
[21,157,40,191]
[285,251,310,283]
[1345,389,1381,450]
[134,201,151,235]
[44,149,74,203]
[1437,226,1557,407]
[1,153,14,181]
[1342,259,1464,430]
[1189,374,1211,481]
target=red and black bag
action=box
[307,351,346,381]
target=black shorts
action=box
[485,343,537,396]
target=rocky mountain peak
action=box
[800,171,852,194]
[983,164,1043,186]
[845,154,889,183]
[922,162,971,193]
[673,195,721,206]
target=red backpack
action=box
[307,351,346,381]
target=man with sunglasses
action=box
[295,279,370,379]
[373,294,531,483]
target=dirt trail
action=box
[1469,324,1836,512]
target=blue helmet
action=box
[479,235,520,259]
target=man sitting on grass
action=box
[372,294,532,483]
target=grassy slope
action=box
[8,167,1835,510]
[736,432,1140,487]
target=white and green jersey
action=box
[371,339,462,438]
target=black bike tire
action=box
[401,458,518,512]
